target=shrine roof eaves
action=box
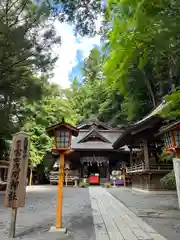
[113,115,163,149]
[156,118,180,136]
[77,127,111,144]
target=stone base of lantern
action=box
[74,179,78,187]
[49,226,67,234]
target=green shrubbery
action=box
[104,182,111,188]
[79,180,89,188]
[160,170,176,189]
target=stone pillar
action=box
[143,140,149,168]
[173,158,180,209]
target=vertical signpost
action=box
[4,132,29,238]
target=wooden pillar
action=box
[4,168,8,181]
[81,163,84,178]
[129,145,133,166]
[0,169,2,182]
[143,140,149,167]
[29,167,33,186]
[106,160,110,180]
[176,149,180,158]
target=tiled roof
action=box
[71,129,125,150]
[112,101,168,149]
[135,101,169,125]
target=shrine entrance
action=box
[88,163,99,176]
[80,155,109,185]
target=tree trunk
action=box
[142,70,156,108]
[29,167,33,186]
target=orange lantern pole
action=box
[46,119,78,233]
[56,152,65,228]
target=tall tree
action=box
[104,0,180,121]
[56,0,102,36]
[66,48,127,126]
[0,0,61,155]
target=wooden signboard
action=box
[4,132,29,208]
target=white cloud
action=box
[50,21,101,88]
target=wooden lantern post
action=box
[122,162,126,186]
[46,118,78,232]
[159,120,180,208]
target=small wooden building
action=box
[113,115,173,190]
[49,120,130,185]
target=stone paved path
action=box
[108,187,180,240]
[89,187,167,240]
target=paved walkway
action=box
[108,187,180,240]
[89,187,167,240]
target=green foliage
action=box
[159,151,173,163]
[79,180,89,187]
[103,0,180,122]
[56,0,102,36]
[66,48,127,126]
[160,170,176,190]
[104,181,111,188]
[160,90,180,118]
[22,83,77,167]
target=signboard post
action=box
[4,132,29,238]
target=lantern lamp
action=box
[163,124,180,149]
[159,120,180,158]
[46,118,79,151]
[174,128,180,147]
[55,129,71,149]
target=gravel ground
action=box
[0,186,95,240]
[108,187,180,240]
[1,186,179,240]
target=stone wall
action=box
[131,172,172,191]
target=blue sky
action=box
[51,21,101,88]
[34,0,102,88]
